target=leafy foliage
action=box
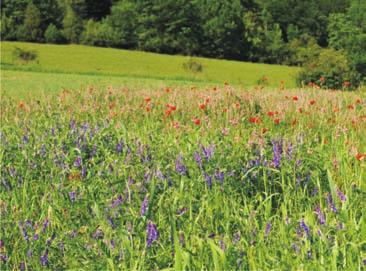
[44,23,65,43]
[1,0,365,89]
[297,49,360,89]
[12,47,38,63]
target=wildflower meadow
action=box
[1,84,365,270]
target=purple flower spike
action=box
[42,219,49,233]
[194,151,203,169]
[75,156,82,168]
[116,140,124,154]
[19,262,25,270]
[336,187,346,202]
[214,170,224,184]
[286,142,293,160]
[19,222,29,241]
[202,144,215,161]
[272,139,283,168]
[315,205,326,225]
[327,193,338,213]
[40,249,49,266]
[175,155,187,175]
[147,221,158,247]
[204,172,212,189]
[111,195,123,208]
[140,195,149,217]
[300,219,311,240]
[1,254,7,263]
[265,222,272,237]
[69,191,76,202]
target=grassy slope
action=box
[1,41,299,92]
[1,70,220,98]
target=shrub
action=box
[297,49,361,90]
[182,58,203,73]
[12,47,38,64]
[44,24,65,44]
[285,34,321,66]
[81,20,117,47]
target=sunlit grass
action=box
[1,41,299,88]
[0,85,365,270]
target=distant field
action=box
[1,41,299,95]
[1,69,220,98]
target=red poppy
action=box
[309,100,316,105]
[348,104,355,110]
[167,104,177,111]
[355,99,361,104]
[355,153,365,161]
[274,118,280,124]
[249,117,261,124]
[199,103,206,110]
[165,109,172,117]
[267,111,275,117]
[293,96,299,101]
[144,97,151,103]
[193,118,201,125]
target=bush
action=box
[297,49,360,90]
[285,34,321,66]
[12,47,38,64]
[44,24,65,44]
[182,58,203,73]
[81,20,117,47]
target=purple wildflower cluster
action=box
[147,221,158,247]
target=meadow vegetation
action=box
[0,84,365,270]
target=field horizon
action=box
[1,41,300,97]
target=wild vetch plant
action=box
[0,84,365,270]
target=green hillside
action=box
[1,42,299,94]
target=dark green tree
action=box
[197,0,254,60]
[44,23,65,43]
[1,0,29,40]
[105,1,139,48]
[22,1,42,41]
[62,4,83,43]
[137,0,202,55]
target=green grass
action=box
[1,86,365,270]
[1,41,299,93]
[1,69,218,98]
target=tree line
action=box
[1,0,365,87]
